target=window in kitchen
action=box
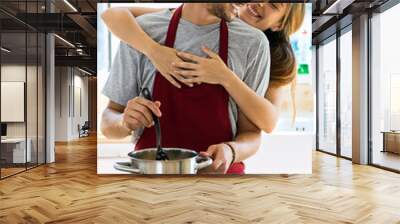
[317,36,337,155]
[370,2,400,171]
[339,28,352,159]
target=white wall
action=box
[1,65,33,138]
[1,63,46,163]
[1,66,25,138]
[54,67,89,141]
[55,66,68,141]
[70,73,89,138]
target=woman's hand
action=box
[146,43,193,88]
[199,143,234,174]
[172,46,234,86]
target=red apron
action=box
[135,5,245,174]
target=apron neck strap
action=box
[219,18,228,64]
[164,4,228,64]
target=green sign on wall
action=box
[298,64,309,75]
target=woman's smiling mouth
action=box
[247,4,262,19]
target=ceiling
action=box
[312,0,392,44]
[1,0,398,74]
[0,0,96,75]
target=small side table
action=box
[381,131,400,154]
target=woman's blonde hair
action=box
[266,32,297,123]
[279,3,306,38]
[264,3,305,124]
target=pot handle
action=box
[113,162,141,173]
[195,155,213,170]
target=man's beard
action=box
[207,4,233,22]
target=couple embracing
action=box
[101,3,305,174]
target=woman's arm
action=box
[126,7,163,17]
[223,74,285,133]
[101,7,161,56]
[101,7,189,88]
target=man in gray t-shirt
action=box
[101,3,270,174]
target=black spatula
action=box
[141,88,169,160]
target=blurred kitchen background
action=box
[96,3,314,174]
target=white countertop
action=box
[97,157,131,174]
[97,132,314,175]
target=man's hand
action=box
[199,143,234,174]
[122,97,162,131]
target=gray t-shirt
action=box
[102,9,270,141]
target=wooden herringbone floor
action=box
[1,135,400,224]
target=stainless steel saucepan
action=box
[114,87,212,174]
[114,148,213,174]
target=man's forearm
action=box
[101,108,132,139]
[228,131,261,163]
[227,110,262,163]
